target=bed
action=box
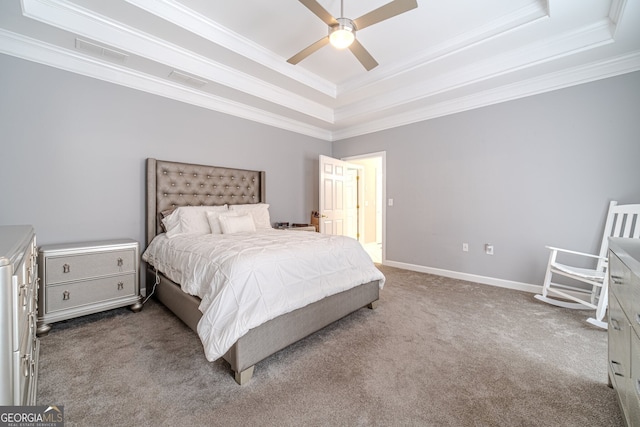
[143,158,385,384]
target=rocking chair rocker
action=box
[535,201,640,329]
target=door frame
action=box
[341,151,386,264]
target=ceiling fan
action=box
[287,0,418,71]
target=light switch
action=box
[388,198,394,206]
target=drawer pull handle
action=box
[22,355,30,377]
[117,282,124,290]
[610,318,622,331]
[63,290,70,301]
[20,284,27,307]
[611,360,624,376]
[117,258,123,268]
[63,263,70,273]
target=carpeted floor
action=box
[37,265,624,426]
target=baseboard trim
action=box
[383,260,542,294]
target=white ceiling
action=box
[1,0,639,141]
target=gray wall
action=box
[0,54,330,287]
[333,71,640,286]
[2,52,639,291]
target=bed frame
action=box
[145,158,380,384]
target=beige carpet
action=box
[37,265,623,426]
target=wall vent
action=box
[75,38,129,63]
[168,70,207,88]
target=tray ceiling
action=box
[1,0,639,141]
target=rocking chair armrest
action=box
[545,246,607,261]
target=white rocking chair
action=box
[535,201,640,329]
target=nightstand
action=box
[36,239,142,336]
[283,226,317,232]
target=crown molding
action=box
[21,0,335,123]
[126,0,550,103]
[5,1,640,143]
[0,28,333,141]
[2,27,638,143]
[608,0,627,34]
[333,50,640,141]
[338,1,550,96]
[335,17,615,124]
[124,0,338,98]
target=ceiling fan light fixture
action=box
[290,0,418,70]
[329,18,355,49]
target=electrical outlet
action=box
[462,243,469,252]
[485,244,494,255]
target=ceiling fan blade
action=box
[298,0,338,26]
[287,36,330,65]
[353,0,418,30]
[348,39,378,71]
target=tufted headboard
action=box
[145,158,266,247]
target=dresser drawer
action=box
[629,330,640,426]
[631,269,640,341]
[610,294,631,388]
[611,253,634,315]
[46,273,136,313]
[13,323,38,405]
[12,260,36,352]
[45,249,135,284]
[12,275,26,351]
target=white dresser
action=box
[608,237,640,426]
[37,239,142,335]
[0,225,39,406]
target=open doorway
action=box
[342,152,385,264]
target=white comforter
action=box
[142,229,385,361]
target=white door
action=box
[319,155,361,236]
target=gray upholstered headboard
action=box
[145,158,266,247]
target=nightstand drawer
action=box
[46,273,136,313]
[45,249,135,284]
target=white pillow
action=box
[205,211,235,235]
[164,205,228,238]
[219,213,256,234]
[229,203,272,229]
[160,209,180,233]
